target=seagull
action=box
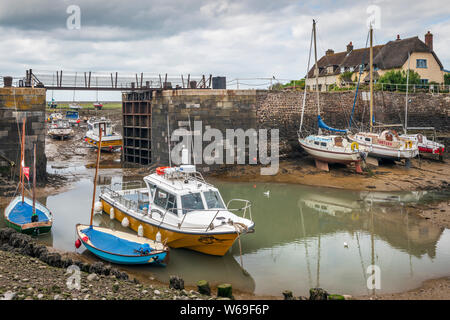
[263,190,270,198]
[344,242,349,248]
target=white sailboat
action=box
[348,25,419,165]
[298,20,367,172]
[399,53,445,159]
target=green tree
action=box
[378,70,421,91]
[444,73,450,85]
[281,79,305,89]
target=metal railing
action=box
[101,184,253,233]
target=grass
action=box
[46,102,122,112]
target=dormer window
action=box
[327,66,334,74]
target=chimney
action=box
[425,31,433,51]
[326,49,334,56]
[346,42,353,53]
[396,34,401,41]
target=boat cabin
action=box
[87,118,114,137]
[143,166,227,218]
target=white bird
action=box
[344,242,349,248]
[263,190,270,198]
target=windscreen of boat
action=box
[153,188,177,213]
[203,190,225,209]
[181,193,204,214]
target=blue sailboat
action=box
[75,122,169,266]
[3,118,53,235]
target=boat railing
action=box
[101,185,148,215]
[148,170,215,191]
[111,180,146,191]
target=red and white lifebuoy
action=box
[156,166,170,175]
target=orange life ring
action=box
[156,166,170,175]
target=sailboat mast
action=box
[405,52,411,134]
[32,143,36,216]
[313,19,320,130]
[89,124,103,227]
[21,117,26,203]
[369,25,374,133]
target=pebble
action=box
[54,295,61,300]
[37,293,44,299]
[142,290,148,294]
[22,278,29,282]
[87,273,99,281]
[154,290,161,295]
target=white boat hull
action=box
[299,138,362,164]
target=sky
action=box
[0,0,449,101]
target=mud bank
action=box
[209,156,450,192]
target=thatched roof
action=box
[373,36,443,70]
[306,35,443,79]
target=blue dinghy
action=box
[76,224,169,265]
[4,196,53,235]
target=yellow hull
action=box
[86,138,122,149]
[101,199,238,256]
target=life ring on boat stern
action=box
[404,140,413,149]
[350,142,359,151]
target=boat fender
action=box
[404,140,413,149]
[138,225,144,237]
[82,236,89,242]
[109,207,115,220]
[350,142,359,151]
[75,239,81,248]
[94,201,103,213]
[121,217,129,227]
[156,231,162,243]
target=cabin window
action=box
[166,193,177,213]
[153,188,169,208]
[204,191,225,209]
[314,141,320,145]
[365,137,371,142]
[320,142,327,147]
[416,59,427,68]
[181,193,204,214]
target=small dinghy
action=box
[76,123,169,265]
[76,224,168,265]
[5,196,53,235]
[3,118,53,235]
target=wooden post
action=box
[89,124,103,227]
[369,25,373,132]
[21,117,26,203]
[32,143,36,216]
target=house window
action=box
[327,66,334,74]
[349,66,354,72]
[420,79,429,84]
[416,59,427,68]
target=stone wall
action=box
[124,89,449,168]
[150,89,258,171]
[0,87,47,181]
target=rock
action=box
[309,288,329,300]
[112,282,120,293]
[328,294,345,300]
[9,232,32,248]
[282,290,294,300]
[37,293,44,299]
[197,280,211,296]
[54,294,61,300]
[169,275,185,290]
[154,290,161,295]
[87,273,99,281]
[0,243,13,252]
[89,261,105,274]
[39,252,62,267]
[217,284,233,299]
[343,294,353,300]
[22,278,30,282]
[0,228,16,242]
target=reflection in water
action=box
[1,172,449,297]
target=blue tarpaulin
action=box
[8,201,50,225]
[81,227,153,256]
[318,115,347,133]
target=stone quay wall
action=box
[123,89,449,169]
[0,87,47,181]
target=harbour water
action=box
[1,162,450,297]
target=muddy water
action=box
[1,161,450,297]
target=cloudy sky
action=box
[0,0,449,100]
